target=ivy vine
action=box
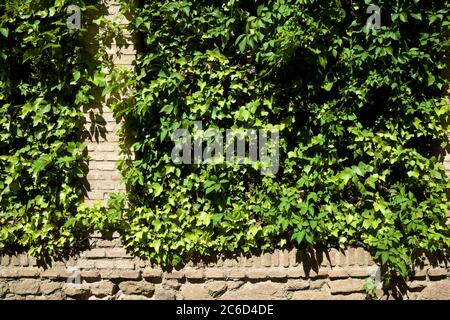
[109,0,450,287]
[0,0,449,291]
[0,0,105,255]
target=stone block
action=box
[118,281,155,296]
[286,279,310,291]
[206,281,228,297]
[204,270,226,280]
[329,279,365,294]
[40,281,63,295]
[9,279,40,295]
[90,281,116,297]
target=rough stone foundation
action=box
[1,234,449,300]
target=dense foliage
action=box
[0,0,449,288]
[0,0,102,255]
[110,0,450,280]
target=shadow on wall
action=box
[79,0,137,199]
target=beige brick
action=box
[181,284,211,300]
[10,256,20,266]
[77,259,95,269]
[1,256,10,266]
[87,191,105,201]
[246,271,268,280]
[96,162,117,171]
[119,271,141,280]
[19,254,29,267]
[329,279,365,294]
[95,260,115,269]
[287,269,306,279]
[272,250,280,267]
[64,284,91,299]
[95,240,116,248]
[28,256,38,267]
[142,269,163,280]
[310,279,327,290]
[420,281,450,300]
[113,54,135,66]
[119,281,155,296]
[40,269,61,279]
[268,270,287,280]
[328,248,339,267]
[286,279,309,291]
[408,281,427,291]
[185,270,204,280]
[81,270,101,282]
[105,153,120,161]
[227,271,246,280]
[308,268,330,278]
[281,250,290,267]
[428,267,448,279]
[261,253,271,267]
[330,293,366,300]
[289,248,298,267]
[206,281,227,297]
[329,268,349,279]
[97,144,117,152]
[355,248,369,266]
[89,281,116,297]
[348,267,371,278]
[9,280,40,295]
[412,268,428,280]
[204,270,226,280]
[105,248,130,258]
[114,260,135,270]
[89,152,105,161]
[82,248,106,259]
[345,248,357,266]
[292,290,332,300]
[40,281,62,295]
[164,271,184,280]
[108,44,136,55]
[17,268,40,278]
[223,258,237,267]
[240,255,252,267]
[0,269,19,278]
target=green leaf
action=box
[0,28,8,37]
[31,155,52,177]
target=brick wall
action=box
[1,1,449,301]
[82,1,133,205]
[0,237,449,300]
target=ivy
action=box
[0,0,101,255]
[109,0,450,285]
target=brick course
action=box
[3,0,449,301]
